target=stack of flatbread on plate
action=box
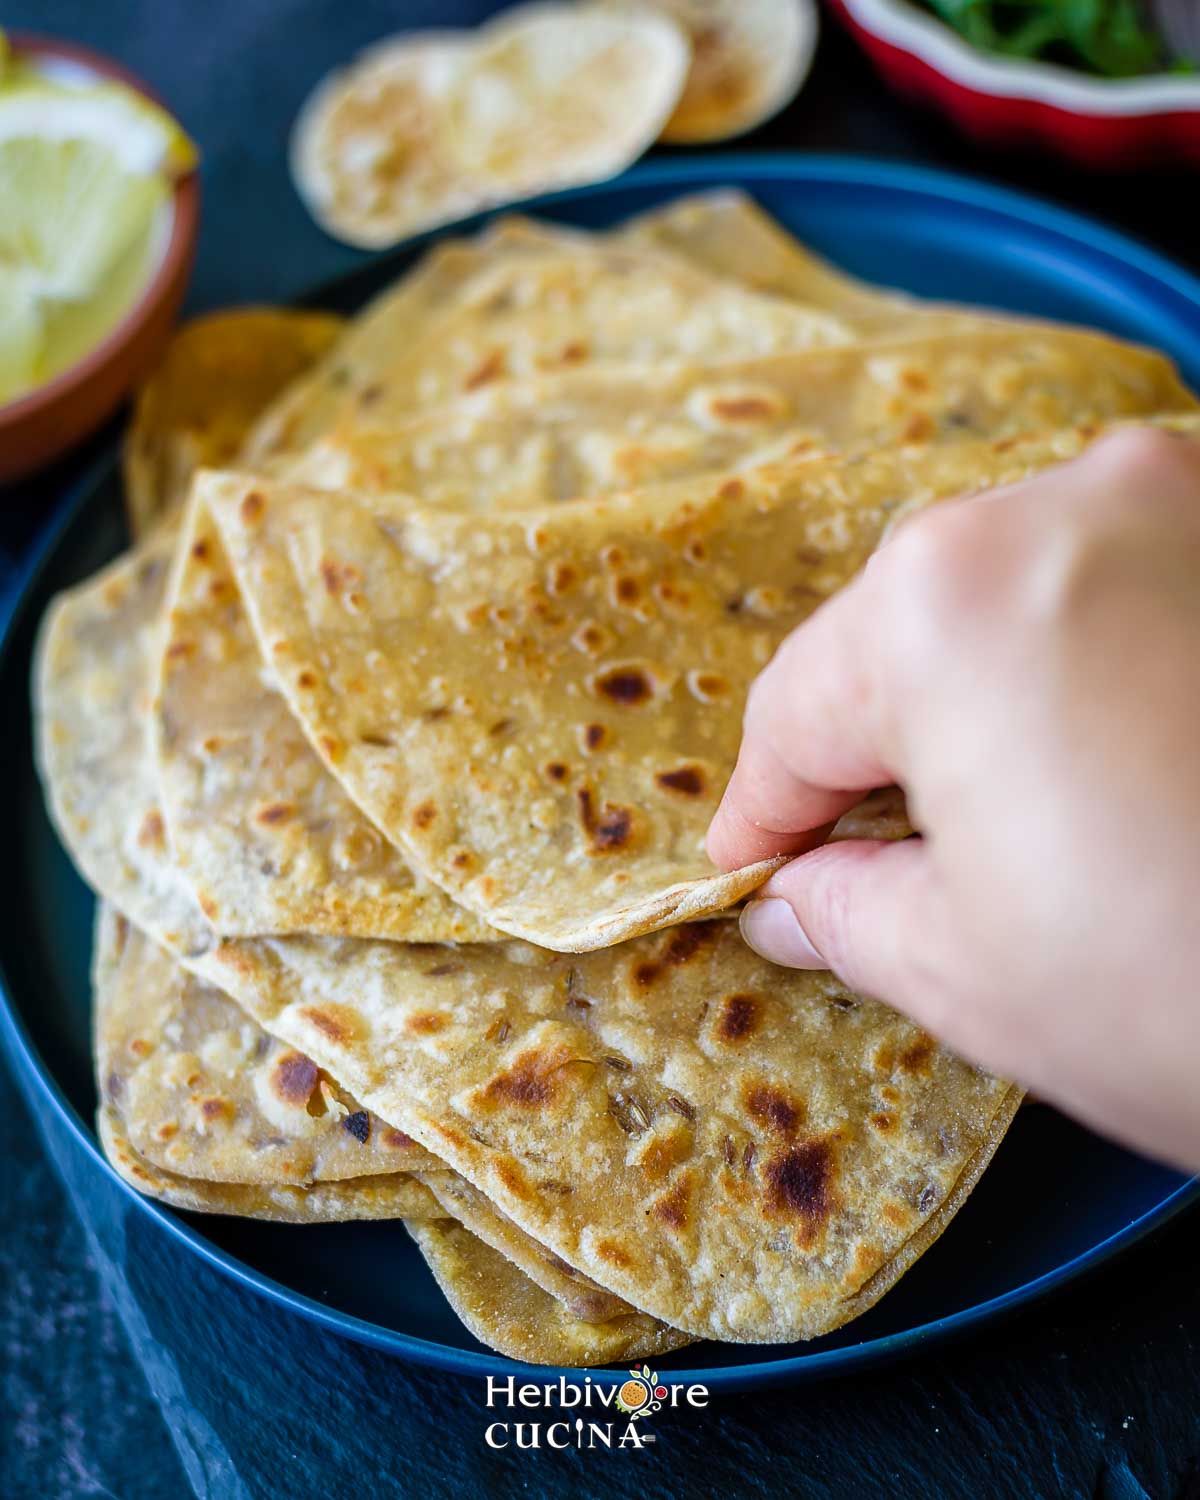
[33,190,1200,1365]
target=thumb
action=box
[739,837,935,1006]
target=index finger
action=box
[706,564,901,871]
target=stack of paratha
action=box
[33,191,1200,1364]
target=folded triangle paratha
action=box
[34,507,1014,1346]
[156,503,492,941]
[156,325,1197,945]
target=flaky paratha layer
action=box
[45,544,684,1345]
[418,1169,631,1323]
[103,1094,682,1363]
[245,209,855,470]
[95,891,651,1337]
[94,901,437,1183]
[101,1099,681,1363]
[98,1107,439,1224]
[407,1216,690,1366]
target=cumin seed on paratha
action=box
[201,917,1020,1344]
[36,462,1013,1345]
[64,583,998,1347]
[92,896,440,1220]
[102,1082,682,1360]
[160,319,1193,944]
[201,414,1200,953]
[95,896,668,1340]
[155,497,913,950]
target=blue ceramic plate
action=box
[3,156,1198,1392]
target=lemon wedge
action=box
[0,133,168,303]
[0,41,197,405]
[0,266,42,404]
[0,65,198,176]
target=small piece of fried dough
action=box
[123,307,344,537]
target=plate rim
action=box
[4,149,1199,1392]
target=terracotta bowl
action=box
[0,33,200,486]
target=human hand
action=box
[708,428,1200,1171]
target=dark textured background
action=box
[2,4,1199,1496]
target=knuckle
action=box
[881,505,962,585]
[1088,425,1200,486]
[876,504,979,634]
[746,622,815,724]
[742,666,775,731]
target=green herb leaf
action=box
[919,0,1191,78]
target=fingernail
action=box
[739,899,825,969]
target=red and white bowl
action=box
[829,0,1200,166]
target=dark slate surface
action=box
[0,1077,189,1498]
[5,1057,1200,1499]
[3,3,1200,1496]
